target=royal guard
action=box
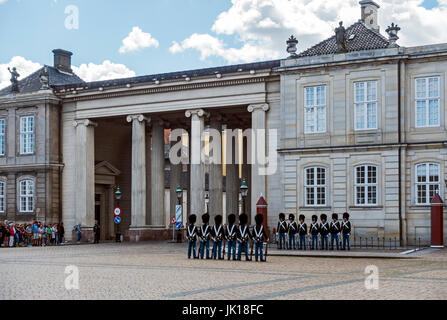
[186,214,198,259]
[252,214,268,262]
[288,214,297,250]
[298,214,307,250]
[211,215,224,259]
[277,213,288,249]
[198,213,211,259]
[237,213,251,261]
[342,212,352,250]
[225,214,237,260]
[310,215,320,250]
[320,214,329,250]
[329,213,341,250]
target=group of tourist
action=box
[0,220,65,247]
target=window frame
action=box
[18,178,34,213]
[304,85,327,134]
[354,80,378,131]
[0,180,5,213]
[415,76,441,128]
[415,162,441,205]
[19,115,35,155]
[304,166,327,207]
[354,164,378,206]
[0,118,5,156]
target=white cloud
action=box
[119,26,159,54]
[72,60,136,82]
[0,56,42,89]
[0,0,7,4]
[170,0,447,64]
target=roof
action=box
[53,59,281,92]
[298,21,390,58]
[0,65,84,96]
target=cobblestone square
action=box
[1,242,447,300]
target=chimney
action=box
[360,0,380,32]
[52,49,73,73]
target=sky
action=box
[0,0,446,89]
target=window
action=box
[355,165,378,205]
[415,77,440,127]
[0,181,5,213]
[304,85,326,133]
[20,116,34,155]
[305,167,327,206]
[416,163,440,205]
[354,81,378,130]
[0,119,5,156]
[19,179,34,212]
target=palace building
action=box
[0,1,446,245]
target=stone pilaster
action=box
[126,114,150,229]
[209,117,223,223]
[225,127,239,218]
[150,120,165,228]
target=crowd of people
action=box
[0,220,65,248]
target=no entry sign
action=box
[114,207,121,216]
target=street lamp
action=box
[115,186,122,243]
[205,191,210,214]
[175,185,183,243]
[240,178,248,215]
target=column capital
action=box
[185,108,210,119]
[73,119,98,128]
[126,114,151,123]
[247,103,269,113]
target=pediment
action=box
[95,161,121,176]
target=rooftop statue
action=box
[8,67,20,93]
[40,66,50,90]
[335,21,347,53]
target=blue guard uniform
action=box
[298,214,307,250]
[198,213,211,259]
[225,214,237,260]
[252,214,268,261]
[277,213,288,249]
[186,214,198,259]
[342,212,352,250]
[330,213,341,250]
[310,215,320,250]
[320,214,329,250]
[288,214,297,250]
[211,215,224,259]
[237,213,251,261]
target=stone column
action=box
[248,103,269,222]
[208,118,223,223]
[225,127,239,218]
[169,137,183,222]
[126,114,150,229]
[150,120,165,228]
[73,119,97,231]
[242,134,252,224]
[185,109,208,216]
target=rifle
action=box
[263,241,268,262]
[220,238,226,260]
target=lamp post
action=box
[205,191,210,214]
[176,184,183,243]
[240,178,248,215]
[115,186,122,243]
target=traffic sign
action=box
[175,222,182,230]
[114,207,121,216]
[170,217,176,225]
[114,216,121,224]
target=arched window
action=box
[416,163,440,204]
[354,165,378,205]
[19,179,34,212]
[0,180,5,213]
[305,166,327,206]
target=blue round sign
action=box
[175,222,182,230]
[114,216,121,224]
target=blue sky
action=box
[0,0,445,87]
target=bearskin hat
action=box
[343,212,350,219]
[299,214,305,221]
[279,212,285,220]
[320,213,327,221]
[332,213,338,220]
[312,215,318,221]
[214,214,223,225]
[289,213,295,220]
[202,213,210,223]
[228,214,236,225]
[255,214,263,225]
[239,213,248,225]
[188,214,197,224]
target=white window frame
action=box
[354,81,378,130]
[415,77,441,128]
[415,163,440,205]
[354,165,378,206]
[19,179,34,213]
[304,85,327,134]
[0,180,5,213]
[20,116,34,155]
[304,166,327,207]
[0,119,5,156]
